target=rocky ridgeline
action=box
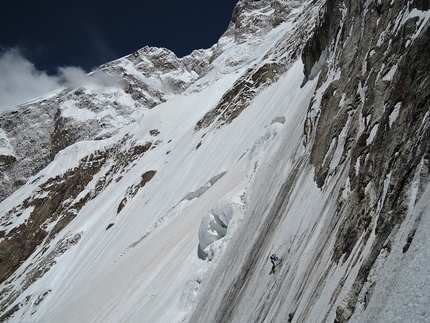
[195,0,318,131]
[99,46,212,104]
[0,44,213,204]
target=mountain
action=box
[1,0,429,322]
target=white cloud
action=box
[59,67,125,89]
[0,48,124,112]
[58,66,90,88]
[0,48,61,111]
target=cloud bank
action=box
[0,49,61,111]
[0,48,123,111]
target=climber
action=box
[270,253,281,271]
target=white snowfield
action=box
[1,1,429,322]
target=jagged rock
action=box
[302,0,430,320]
[0,154,16,167]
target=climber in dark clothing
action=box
[270,254,281,271]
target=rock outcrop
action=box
[303,0,430,321]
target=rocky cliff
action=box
[307,0,430,320]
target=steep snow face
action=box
[193,0,321,130]
[0,64,309,322]
[189,1,430,323]
[1,0,430,322]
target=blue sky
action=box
[0,0,239,73]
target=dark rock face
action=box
[302,0,430,321]
[302,0,338,80]
[0,155,16,167]
[411,0,430,11]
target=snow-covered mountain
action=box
[1,0,429,322]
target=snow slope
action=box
[0,1,319,321]
[37,57,315,323]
